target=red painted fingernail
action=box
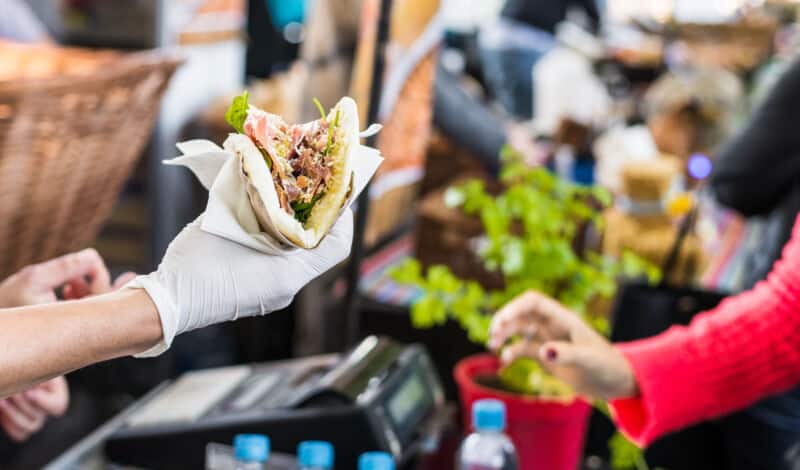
[545,347,558,361]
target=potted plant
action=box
[390,148,659,470]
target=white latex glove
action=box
[129,210,353,357]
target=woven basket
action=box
[0,45,181,278]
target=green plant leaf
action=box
[609,432,649,470]
[410,294,446,329]
[498,358,542,395]
[463,313,492,344]
[388,259,425,286]
[451,282,485,322]
[427,265,462,294]
[501,238,526,276]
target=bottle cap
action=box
[298,440,334,468]
[472,398,506,432]
[358,451,395,470]
[234,434,270,462]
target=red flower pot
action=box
[454,354,592,470]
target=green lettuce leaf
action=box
[225,91,250,134]
[291,192,324,224]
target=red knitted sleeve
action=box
[608,215,800,447]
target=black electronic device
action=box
[90,337,447,469]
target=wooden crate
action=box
[414,181,504,290]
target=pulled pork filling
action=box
[244,110,339,223]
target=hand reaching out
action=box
[0,249,135,307]
[489,290,639,401]
[131,209,354,356]
[0,377,68,442]
[0,249,134,441]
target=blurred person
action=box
[478,0,600,119]
[501,0,600,36]
[434,0,603,168]
[0,0,50,42]
[0,249,134,444]
[488,221,800,466]
[433,63,546,174]
[707,56,800,470]
[487,58,800,470]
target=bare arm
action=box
[0,289,162,397]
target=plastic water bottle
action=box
[358,452,394,470]
[457,399,519,470]
[298,441,334,470]
[234,434,270,470]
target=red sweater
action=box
[609,215,800,447]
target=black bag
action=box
[610,208,728,341]
[584,208,729,470]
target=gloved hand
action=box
[129,210,353,357]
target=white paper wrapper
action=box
[166,136,383,254]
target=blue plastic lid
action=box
[472,399,506,432]
[298,441,334,468]
[234,434,270,462]
[358,452,395,470]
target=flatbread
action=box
[223,97,359,248]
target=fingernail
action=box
[544,347,558,361]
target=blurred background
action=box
[3,0,800,469]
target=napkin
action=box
[166,133,383,254]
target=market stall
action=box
[0,0,799,469]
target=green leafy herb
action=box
[609,432,650,470]
[596,402,652,470]
[325,107,340,156]
[225,91,250,134]
[313,98,327,122]
[390,144,660,396]
[291,192,324,224]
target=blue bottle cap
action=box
[472,398,506,432]
[234,434,270,462]
[298,440,334,468]
[358,452,395,470]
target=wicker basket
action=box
[0,45,181,278]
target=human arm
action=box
[0,289,161,397]
[433,63,506,174]
[489,214,800,446]
[0,249,133,308]
[0,376,69,442]
[0,250,135,441]
[0,209,353,396]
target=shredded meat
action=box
[244,108,339,216]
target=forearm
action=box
[0,289,161,396]
[609,222,800,445]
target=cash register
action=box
[47,336,451,469]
